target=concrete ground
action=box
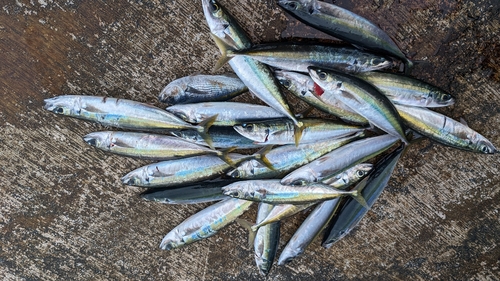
[0,0,498,280]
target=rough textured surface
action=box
[0,0,499,280]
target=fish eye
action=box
[442,94,452,101]
[356,170,365,177]
[242,124,253,131]
[372,58,384,65]
[210,1,219,11]
[54,107,64,114]
[286,2,298,10]
[317,71,327,80]
[281,80,291,88]
[480,144,491,154]
[87,139,97,146]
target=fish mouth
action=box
[222,190,240,197]
[158,85,183,104]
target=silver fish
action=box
[159,74,247,104]
[222,179,366,205]
[223,43,392,73]
[357,72,455,107]
[395,104,497,153]
[254,203,280,276]
[83,131,229,161]
[121,153,252,188]
[281,134,399,185]
[233,118,366,145]
[323,163,374,186]
[166,102,286,127]
[159,198,253,250]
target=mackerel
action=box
[222,43,392,73]
[395,104,497,153]
[254,203,280,276]
[159,198,253,250]
[166,102,286,127]
[222,179,367,205]
[357,72,455,107]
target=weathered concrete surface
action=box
[0,0,498,280]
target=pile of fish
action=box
[43,0,497,275]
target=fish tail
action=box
[218,146,238,167]
[253,145,275,170]
[349,184,368,209]
[293,121,304,147]
[197,114,218,149]
[235,218,257,248]
[210,33,234,72]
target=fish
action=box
[170,126,262,149]
[322,144,405,248]
[43,95,217,148]
[356,72,455,107]
[277,0,413,72]
[140,180,234,204]
[280,134,399,185]
[166,102,287,127]
[228,132,363,180]
[309,67,408,143]
[158,73,247,104]
[202,0,304,145]
[274,70,368,124]
[253,203,280,276]
[233,118,366,145]
[217,42,393,74]
[121,153,256,188]
[395,104,497,153]
[83,131,233,162]
[159,198,253,250]
[222,179,367,206]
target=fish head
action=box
[307,67,340,92]
[166,105,192,123]
[277,0,316,15]
[158,83,186,104]
[367,56,393,71]
[426,90,455,107]
[202,0,238,48]
[222,187,244,199]
[474,138,497,154]
[275,70,314,97]
[346,163,374,183]
[233,123,269,143]
[159,232,182,250]
[121,167,150,186]
[281,170,317,186]
[43,95,82,116]
[82,131,112,150]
